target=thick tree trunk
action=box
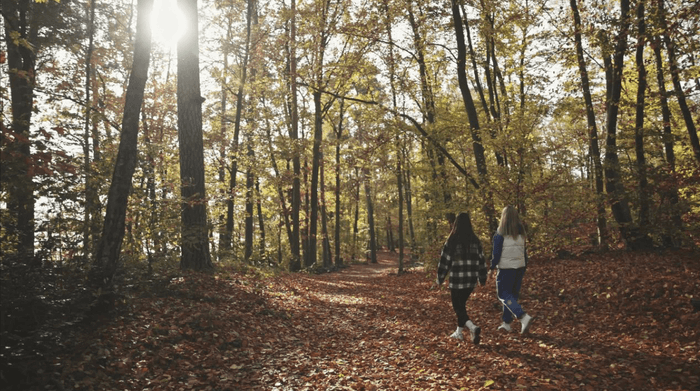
[2,0,37,261]
[177,0,212,270]
[93,0,153,282]
[570,0,609,247]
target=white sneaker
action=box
[497,322,512,332]
[520,314,533,334]
[450,330,464,340]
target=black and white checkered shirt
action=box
[437,241,487,289]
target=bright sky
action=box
[150,0,187,51]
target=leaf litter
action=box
[12,249,700,390]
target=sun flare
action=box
[150,0,187,50]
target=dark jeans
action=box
[450,287,475,327]
[496,267,526,323]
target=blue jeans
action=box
[496,268,526,323]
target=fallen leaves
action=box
[3,249,699,390]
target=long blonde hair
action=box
[497,205,525,239]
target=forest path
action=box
[49,249,700,391]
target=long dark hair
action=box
[445,212,480,256]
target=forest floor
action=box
[3,249,700,390]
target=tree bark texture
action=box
[633,0,650,232]
[570,0,609,247]
[93,0,153,283]
[652,36,683,247]
[603,0,636,246]
[657,0,700,163]
[289,0,301,271]
[450,0,497,232]
[364,168,377,264]
[177,0,212,270]
[2,0,37,260]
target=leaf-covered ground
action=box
[12,249,700,390]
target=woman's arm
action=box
[490,233,504,270]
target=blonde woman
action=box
[490,206,534,334]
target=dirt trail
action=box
[43,249,700,391]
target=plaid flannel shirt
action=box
[437,241,487,289]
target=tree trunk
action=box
[657,0,700,163]
[255,177,267,258]
[408,3,454,221]
[570,0,609,247]
[321,153,332,268]
[401,146,416,251]
[225,0,255,254]
[93,0,153,283]
[603,0,636,246]
[652,36,683,247]
[219,18,232,250]
[245,145,255,261]
[633,0,651,233]
[352,167,360,261]
[462,3,505,166]
[308,90,323,267]
[383,0,404,271]
[289,0,301,271]
[263,111,293,250]
[83,0,96,259]
[364,168,377,264]
[450,0,498,232]
[334,99,345,267]
[386,215,395,252]
[2,0,37,261]
[177,0,212,270]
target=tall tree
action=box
[333,99,345,267]
[450,0,497,232]
[177,0,212,270]
[93,0,154,283]
[225,0,255,254]
[2,0,39,260]
[633,0,650,233]
[603,0,636,246]
[656,0,700,163]
[652,35,683,247]
[570,0,609,247]
[288,0,302,271]
[83,0,98,259]
[364,167,377,264]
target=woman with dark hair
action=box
[490,205,533,334]
[435,212,488,344]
